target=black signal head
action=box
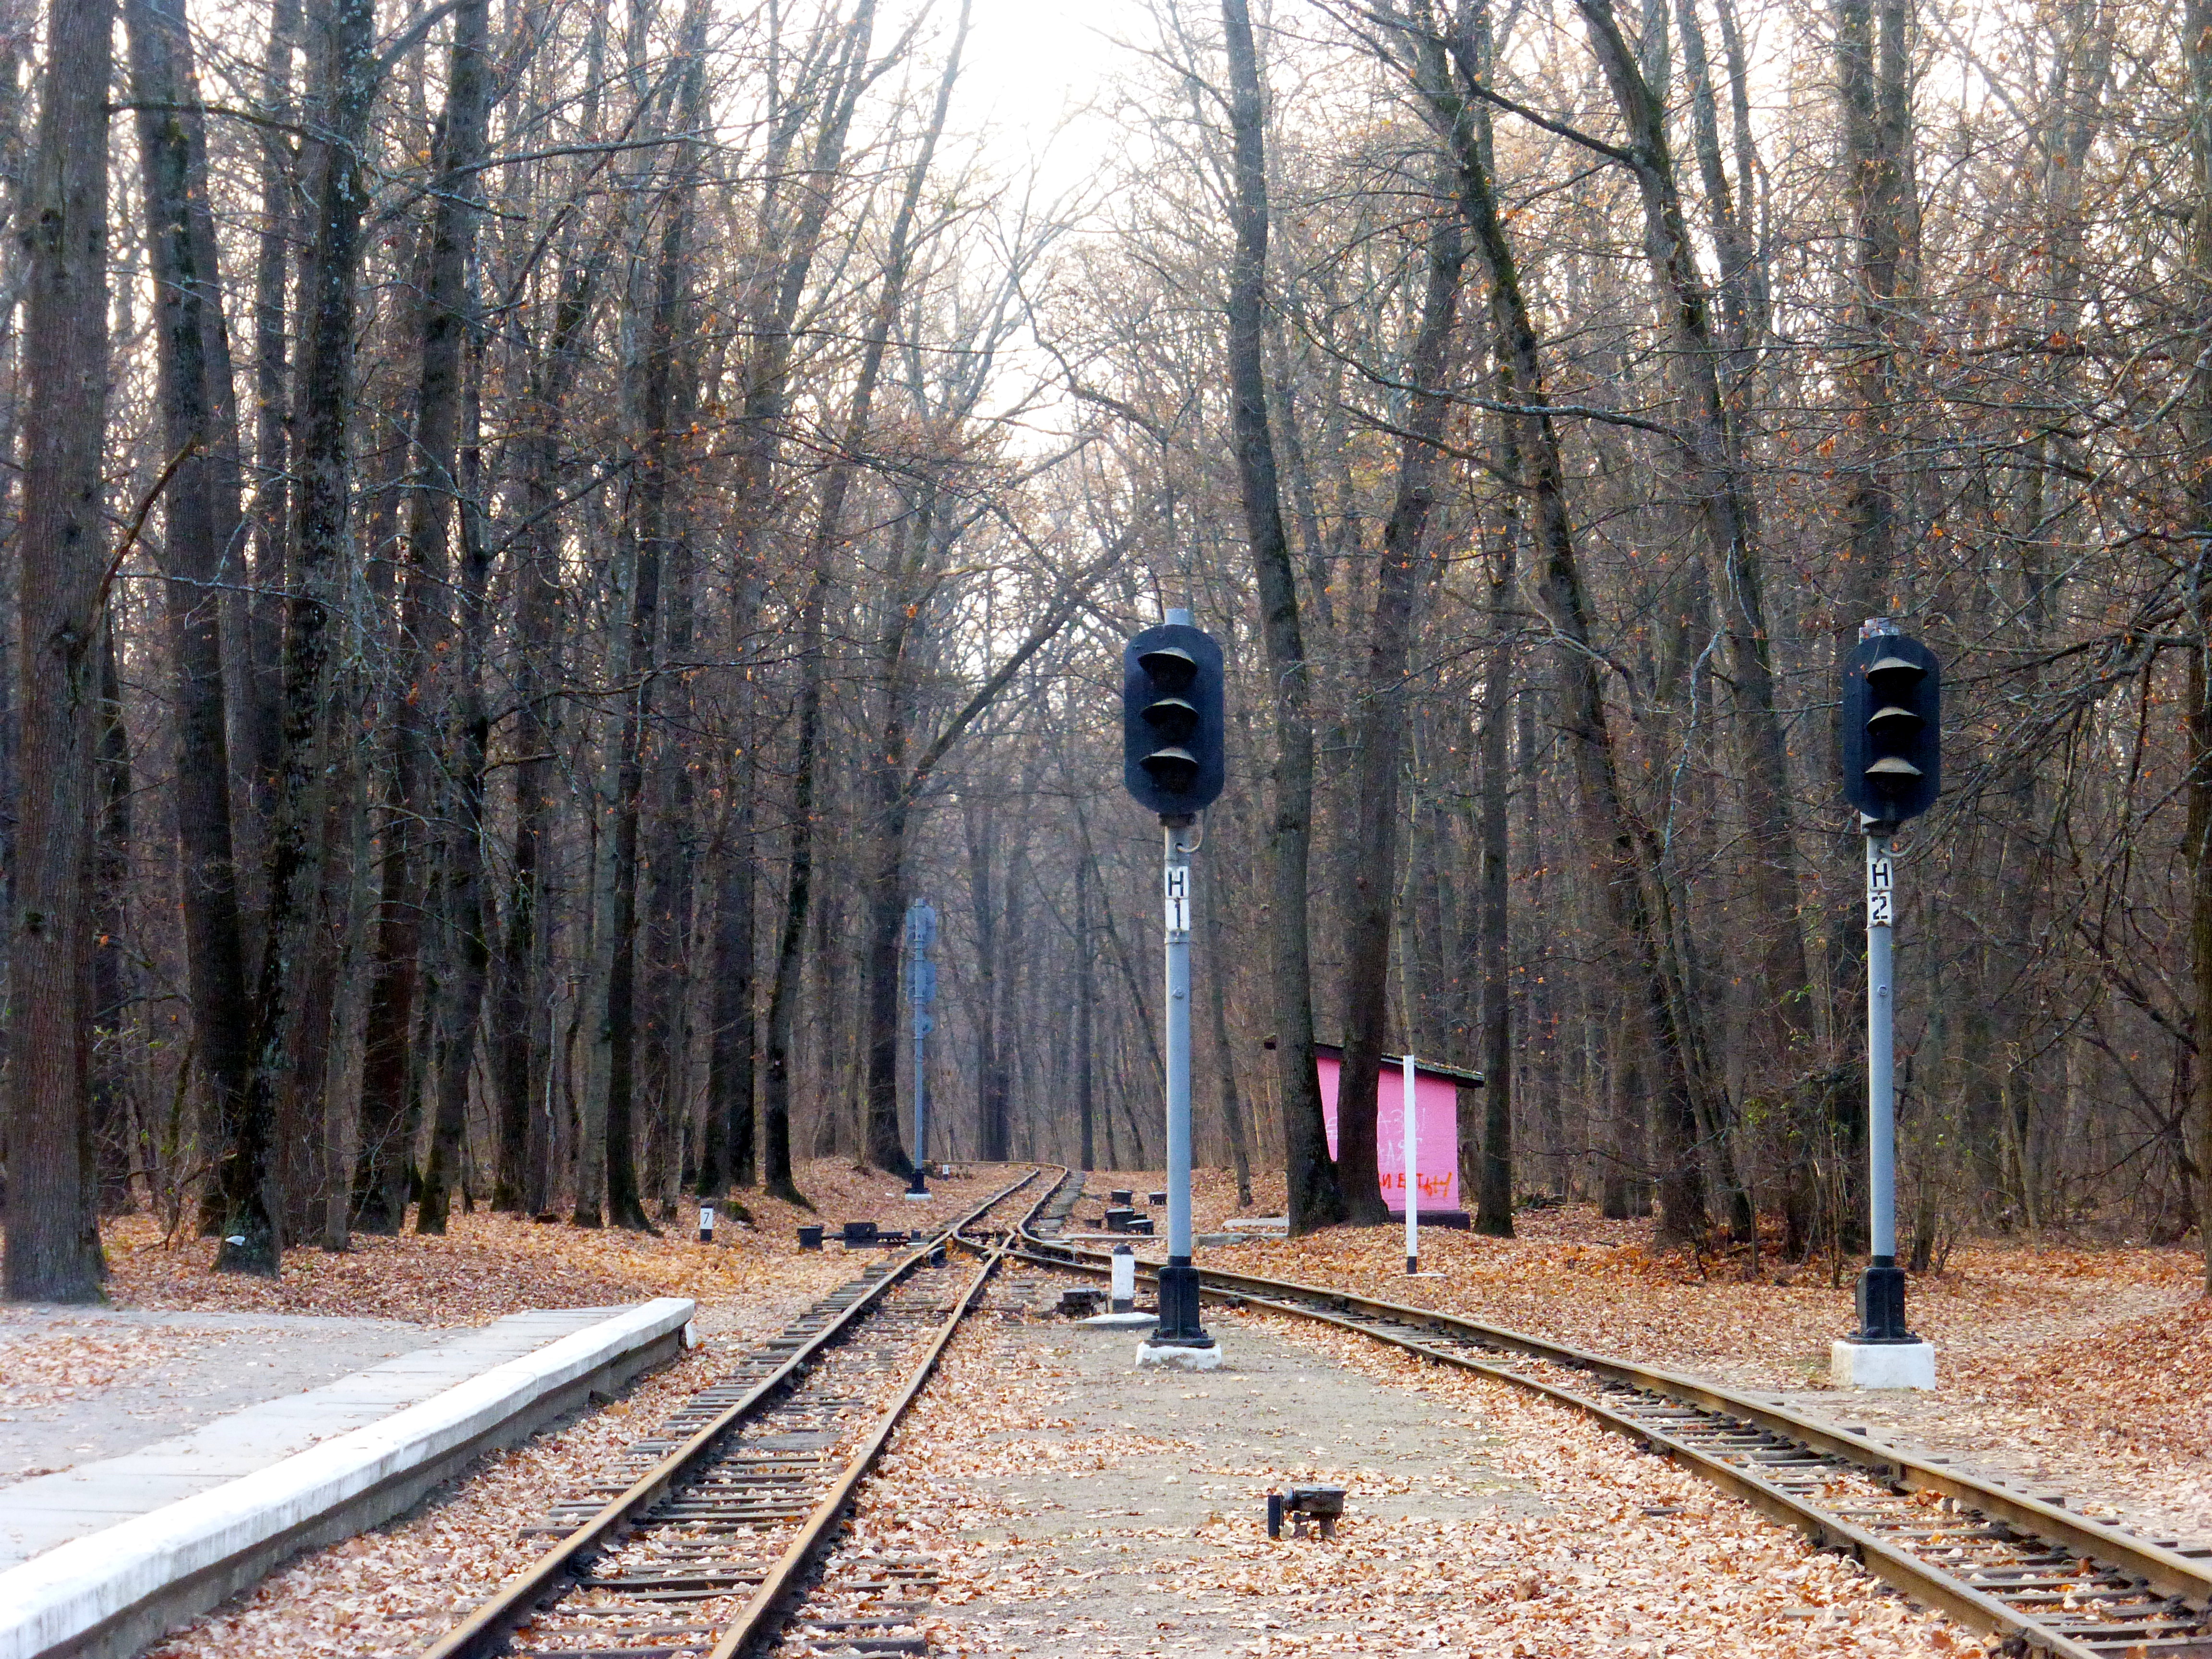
[1841,631,1940,827]
[1124,622,1225,817]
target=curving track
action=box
[1014,1222,2212,1659]
[421,1166,1070,1659]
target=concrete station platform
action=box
[0,1299,694,1659]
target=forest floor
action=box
[6,1160,2206,1656]
[121,1216,1972,1659]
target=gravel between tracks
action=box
[830,1299,1967,1658]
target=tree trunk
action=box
[2185,0,2212,1293]
[1202,844,1255,1206]
[1219,0,1345,1234]
[705,765,757,1190]
[7,0,114,1302]
[1474,475,1516,1238]
[243,0,381,1269]
[1077,854,1096,1172]
[419,338,493,1235]
[1333,54,1463,1227]
[125,0,262,1259]
[1439,0,1709,1243]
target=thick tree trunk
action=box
[242,0,298,820]
[1076,856,1096,1172]
[495,236,600,1216]
[90,629,136,1214]
[704,768,757,1190]
[7,0,114,1303]
[2185,0,2212,1293]
[1219,0,1345,1234]
[419,351,493,1235]
[966,796,1009,1162]
[400,0,491,1234]
[1333,77,1463,1227]
[760,565,825,1208]
[1474,484,1516,1238]
[1439,0,1709,1244]
[125,0,261,1258]
[357,0,492,1236]
[243,0,380,1270]
[1202,848,1255,1206]
[1579,0,1810,1174]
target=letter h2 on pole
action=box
[1123,608,1225,1350]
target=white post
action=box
[1402,1052,1419,1273]
[1111,1244,1135,1314]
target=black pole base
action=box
[1854,1258,1916,1343]
[1153,1260,1214,1347]
[906,1168,929,1197]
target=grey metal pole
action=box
[1166,821,1193,1260]
[1857,828,1908,1338]
[911,1005,928,1194]
[1154,814,1210,1346]
[905,900,934,1199]
[1866,833,1895,1261]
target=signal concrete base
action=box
[1829,1338,1936,1390]
[1082,1311,1157,1328]
[1135,1340,1224,1371]
[0,1298,693,1659]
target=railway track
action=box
[420,1166,1070,1659]
[1014,1226,2212,1659]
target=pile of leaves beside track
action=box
[91,1159,1020,1324]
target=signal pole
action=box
[905,901,937,1200]
[1833,616,1938,1389]
[1157,817,1207,1348]
[1123,606,1225,1368]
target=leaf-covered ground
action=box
[1127,1169,2212,1545]
[81,1160,1031,1325]
[830,1305,1971,1658]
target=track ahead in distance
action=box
[1014,1224,2212,1659]
[423,1166,1068,1659]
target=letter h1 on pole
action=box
[1123,608,1225,1348]
[1839,618,1939,1360]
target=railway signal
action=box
[1832,619,1939,1389]
[904,901,938,1200]
[1124,610,1222,1366]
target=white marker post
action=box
[1403,1052,1419,1274]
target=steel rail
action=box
[703,1225,1027,1659]
[420,1168,1048,1659]
[1014,1228,2212,1659]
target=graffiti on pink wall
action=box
[1316,1049,1460,1213]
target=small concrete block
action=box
[1830,1338,1936,1390]
[1082,1311,1158,1328]
[1135,1341,1224,1371]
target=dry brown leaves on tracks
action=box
[830,1307,1967,1658]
